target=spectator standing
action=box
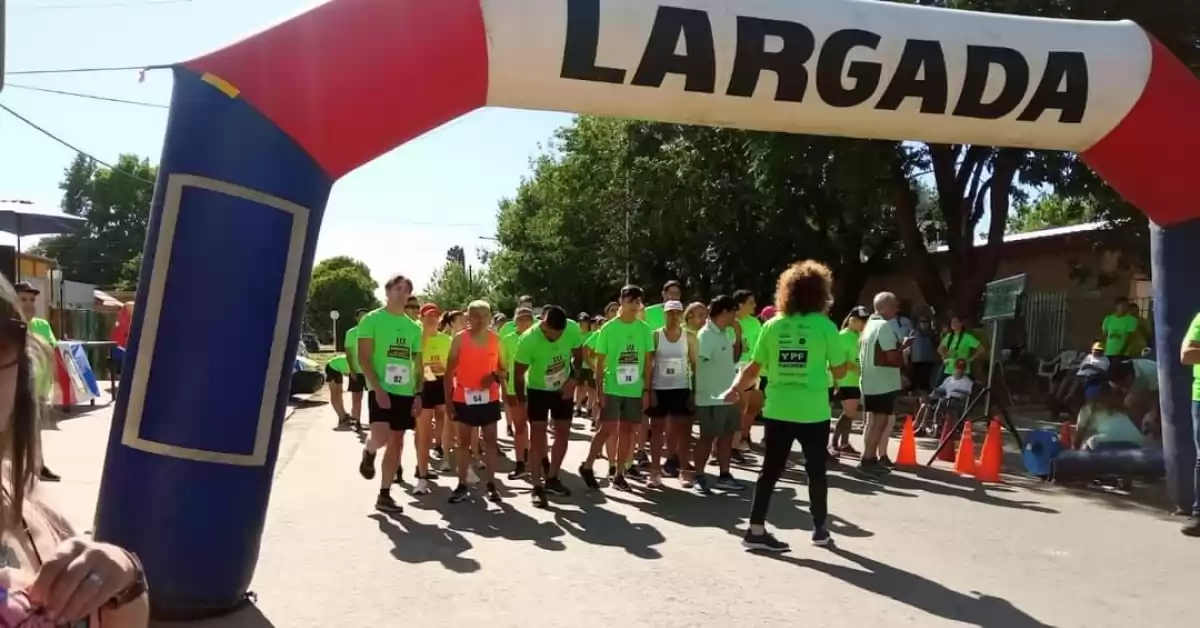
[1102,298,1140,359]
[14,282,60,483]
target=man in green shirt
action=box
[642,280,682,331]
[1179,313,1200,536]
[342,308,369,432]
[356,274,424,514]
[728,289,763,460]
[1102,299,1140,358]
[515,305,583,506]
[15,282,61,482]
[500,308,535,477]
[499,295,536,337]
[580,285,655,492]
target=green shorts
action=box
[602,394,643,423]
[696,404,740,438]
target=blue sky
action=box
[2,0,573,291]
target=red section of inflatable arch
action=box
[185,0,490,179]
[1081,37,1200,228]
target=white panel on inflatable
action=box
[483,0,1149,152]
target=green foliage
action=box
[306,257,380,346]
[33,154,157,289]
[422,248,495,312]
[1008,195,1098,234]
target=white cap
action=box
[664,300,684,312]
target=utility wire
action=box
[4,83,168,108]
[6,64,171,76]
[0,103,156,185]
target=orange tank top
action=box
[452,330,501,404]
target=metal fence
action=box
[54,308,119,379]
[1023,291,1068,360]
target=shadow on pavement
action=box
[153,603,276,628]
[817,465,1059,515]
[551,476,667,559]
[369,512,481,573]
[772,546,1057,628]
[409,488,568,552]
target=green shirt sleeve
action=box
[30,318,57,345]
[514,330,535,366]
[1188,314,1200,343]
[826,321,849,367]
[751,320,772,366]
[595,324,610,357]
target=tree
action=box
[1007,194,1099,233]
[305,256,379,346]
[422,247,492,311]
[32,154,157,288]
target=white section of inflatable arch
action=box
[483,0,1149,152]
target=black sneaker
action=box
[812,526,832,547]
[545,476,572,497]
[359,450,377,480]
[730,450,748,465]
[39,467,61,483]
[612,474,632,492]
[375,493,403,514]
[508,461,528,481]
[531,486,549,508]
[857,459,885,478]
[742,530,790,552]
[634,450,650,466]
[579,464,600,490]
[607,464,617,478]
[625,465,645,481]
[1183,515,1200,537]
[432,445,445,460]
[663,457,680,478]
[448,484,469,504]
[879,455,895,469]
[485,481,502,503]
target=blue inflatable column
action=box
[1151,220,1200,514]
[94,68,332,618]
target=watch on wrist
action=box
[104,550,147,610]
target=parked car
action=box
[290,341,325,395]
[301,333,320,353]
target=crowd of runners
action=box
[321,260,940,551]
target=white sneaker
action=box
[413,478,431,496]
[467,467,481,485]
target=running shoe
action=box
[715,474,745,492]
[646,474,663,489]
[545,476,572,497]
[625,465,645,481]
[413,478,431,496]
[811,526,832,547]
[448,484,469,504]
[742,530,789,553]
[693,475,711,496]
[359,450,376,480]
[827,447,842,461]
[432,444,445,460]
[1183,516,1200,537]
[375,493,403,514]
[579,464,600,490]
[485,481,502,503]
[532,486,549,508]
[857,459,887,478]
[836,443,860,455]
[681,476,695,489]
[612,474,632,492]
[730,450,748,465]
[507,461,528,481]
[663,457,680,478]
[39,467,61,483]
[879,455,896,469]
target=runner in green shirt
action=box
[727,289,763,459]
[514,305,583,506]
[499,294,536,337]
[642,280,682,331]
[938,316,983,377]
[580,285,654,492]
[1102,299,1140,357]
[324,354,355,430]
[14,282,60,482]
[723,261,849,552]
[500,308,536,468]
[342,308,370,431]
[1180,312,1200,536]
[355,274,423,514]
[830,306,870,456]
[575,312,596,419]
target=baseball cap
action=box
[849,306,871,319]
[515,307,535,319]
[419,303,441,317]
[13,282,38,295]
[759,305,776,321]
[664,300,684,312]
[577,312,591,322]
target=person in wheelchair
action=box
[1072,381,1145,452]
[1055,342,1109,407]
[914,359,973,437]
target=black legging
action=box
[749,419,830,528]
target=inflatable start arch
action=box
[95,0,1200,616]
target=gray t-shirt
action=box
[859,315,902,395]
[695,321,737,406]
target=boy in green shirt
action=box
[1102,299,1141,357]
[342,308,369,432]
[15,282,61,482]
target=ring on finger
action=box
[86,572,104,585]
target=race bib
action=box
[384,362,411,387]
[545,368,568,389]
[658,358,685,377]
[465,388,491,405]
[616,363,641,385]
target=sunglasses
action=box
[0,319,28,370]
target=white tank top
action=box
[653,328,690,390]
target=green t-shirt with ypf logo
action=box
[752,313,846,423]
[357,308,422,396]
[595,318,654,398]
[516,325,578,391]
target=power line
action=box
[4,83,168,108]
[6,64,171,76]
[0,103,156,185]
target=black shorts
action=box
[324,365,344,385]
[908,363,935,392]
[526,388,573,422]
[648,388,692,418]
[368,392,416,431]
[760,377,768,394]
[421,377,446,407]
[835,386,861,402]
[453,401,503,428]
[862,391,899,415]
[347,373,366,393]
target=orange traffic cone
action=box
[1058,422,1074,449]
[953,423,976,477]
[976,419,1004,483]
[937,417,957,462]
[895,415,918,466]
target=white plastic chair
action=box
[1037,350,1078,391]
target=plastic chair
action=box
[1037,350,1078,391]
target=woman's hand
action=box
[27,537,138,623]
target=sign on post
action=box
[981,274,1027,322]
[329,310,340,350]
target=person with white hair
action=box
[857,291,906,477]
[444,299,506,504]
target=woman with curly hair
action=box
[722,261,849,552]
